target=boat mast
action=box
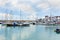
[10,10,13,20]
[50,12,51,22]
[20,8,21,23]
[5,9,8,20]
[49,8,52,22]
[20,10,21,20]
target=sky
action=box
[0,0,60,20]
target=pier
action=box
[0,20,33,26]
[0,20,33,23]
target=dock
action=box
[0,20,33,26]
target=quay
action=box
[0,20,33,26]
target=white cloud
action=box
[0,0,7,6]
[30,0,40,3]
[37,2,50,10]
[0,13,20,20]
[19,4,32,12]
[20,0,40,4]
[48,0,60,8]
[17,2,37,20]
[2,0,60,8]
[0,13,12,20]
[6,0,37,20]
[27,12,37,20]
[1,0,60,20]
[9,0,18,7]
[0,0,38,20]
[13,15,20,20]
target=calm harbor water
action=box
[0,24,60,40]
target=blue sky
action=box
[0,0,60,20]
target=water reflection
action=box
[21,25,36,40]
[0,24,6,40]
[5,27,21,40]
[0,25,60,40]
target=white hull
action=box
[35,22,55,25]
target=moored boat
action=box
[54,29,60,33]
[20,22,30,26]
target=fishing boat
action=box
[6,22,20,26]
[20,22,30,26]
[54,29,60,33]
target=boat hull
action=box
[7,24,20,26]
[54,29,60,33]
[21,24,29,26]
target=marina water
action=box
[0,24,60,40]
